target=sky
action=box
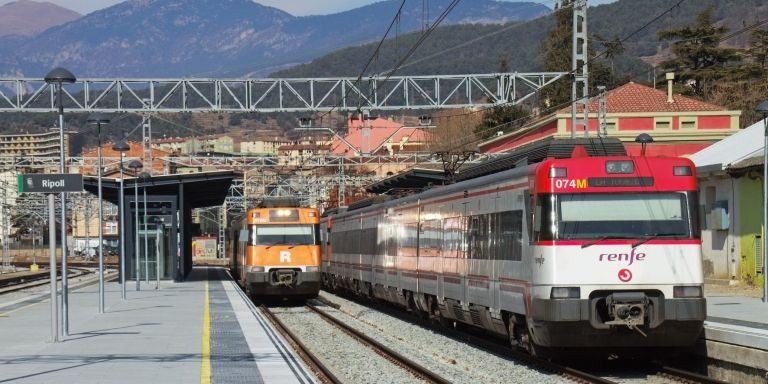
[0,0,617,16]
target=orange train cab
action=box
[232,206,321,299]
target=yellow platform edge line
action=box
[201,280,211,384]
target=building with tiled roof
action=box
[331,117,429,157]
[479,80,741,157]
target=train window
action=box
[497,210,523,261]
[351,230,361,254]
[551,192,697,240]
[524,190,532,244]
[398,223,418,257]
[360,228,378,255]
[419,220,443,252]
[442,217,460,258]
[251,225,315,245]
[468,214,490,259]
[376,226,387,255]
[386,224,398,256]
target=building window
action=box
[655,119,671,130]
[681,118,697,129]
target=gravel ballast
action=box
[272,306,426,384]
[314,292,569,384]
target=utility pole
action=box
[597,85,607,137]
[570,0,589,138]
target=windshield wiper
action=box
[580,235,628,249]
[632,233,680,248]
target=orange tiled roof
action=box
[558,82,726,114]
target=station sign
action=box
[17,174,83,193]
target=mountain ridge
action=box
[0,0,81,38]
[0,0,550,77]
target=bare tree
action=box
[426,108,482,153]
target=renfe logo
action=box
[279,251,292,263]
[618,268,633,282]
[599,249,646,266]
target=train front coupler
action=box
[603,292,649,337]
[270,269,297,287]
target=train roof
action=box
[455,137,626,181]
[257,197,302,208]
[365,137,626,197]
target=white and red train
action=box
[320,153,705,354]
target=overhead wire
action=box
[418,0,696,150]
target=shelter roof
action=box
[83,170,234,208]
[689,119,765,171]
[366,167,447,194]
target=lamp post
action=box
[127,160,143,291]
[87,113,110,313]
[44,67,76,337]
[139,172,151,286]
[112,137,130,299]
[756,100,768,304]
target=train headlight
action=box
[306,266,319,272]
[247,266,265,273]
[605,160,634,174]
[673,286,702,298]
[550,287,580,299]
[548,167,567,178]
[673,166,692,176]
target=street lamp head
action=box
[127,160,143,170]
[44,67,76,84]
[138,171,151,180]
[111,136,130,152]
[87,113,111,125]
[634,133,654,144]
[635,133,654,157]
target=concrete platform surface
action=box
[704,294,768,353]
[0,267,315,384]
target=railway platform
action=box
[0,267,316,384]
[702,292,768,382]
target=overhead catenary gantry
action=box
[0,72,568,113]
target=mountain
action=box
[0,0,550,78]
[273,0,768,80]
[0,0,81,37]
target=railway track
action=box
[316,292,725,384]
[653,365,729,384]
[0,271,49,288]
[0,268,92,295]
[260,305,343,384]
[262,303,452,384]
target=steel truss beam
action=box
[0,73,567,113]
[0,154,493,169]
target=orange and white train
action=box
[231,203,321,299]
[320,153,705,355]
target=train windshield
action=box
[249,225,317,246]
[534,192,699,241]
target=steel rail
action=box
[315,294,617,384]
[657,365,730,384]
[0,268,92,295]
[306,303,452,384]
[259,305,343,384]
